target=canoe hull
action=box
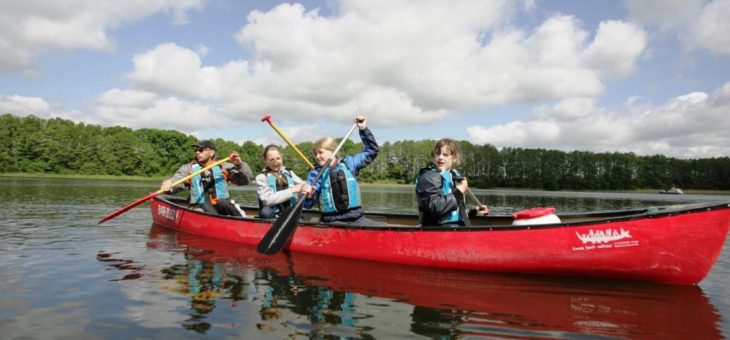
[147,226,722,339]
[150,197,730,284]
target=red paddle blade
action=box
[98,192,158,224]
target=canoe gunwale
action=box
[155,194,730,232]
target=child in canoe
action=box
[303,115,381,225]
[415,138,488,226]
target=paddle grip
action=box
[261,114,315,169]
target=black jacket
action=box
[415,164,469,226]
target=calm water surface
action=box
[1,177,729,339]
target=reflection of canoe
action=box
[147,226,723,339]
[150,195,730,284]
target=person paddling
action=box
[415,138,488,226]
[303,115,380,225]
[161,140,253,217]
[255,144,309,219]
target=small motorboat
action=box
[659,187,684,195]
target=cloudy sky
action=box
[1,0,729,159]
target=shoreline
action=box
[3,173,729,195]
[0,172,163,182]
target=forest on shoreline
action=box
[2,113,729,190]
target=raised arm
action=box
[224,152,253,185]
[344,127,379,175]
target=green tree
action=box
[0,114,21,172]
[2,113,729,191]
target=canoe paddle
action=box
[466,188,484,207]
[257,122,359,255]
[453,174,488,222]
[261,114,315,169]
[98,156,231,224]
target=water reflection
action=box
[4,176,727,339]
[135,225,722,339]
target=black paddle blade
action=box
[257,199,305,255]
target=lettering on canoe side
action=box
[577,228,631,244]
[572,228,639,251]
[157,205,178,221]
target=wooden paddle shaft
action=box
[261,114,315,169]
[98,156,231,224]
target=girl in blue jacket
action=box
[303,115,380,225]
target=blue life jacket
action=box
[416,166,462,224]
[320,162,361,214]
[190,163,227,204]
[263,169,298,214]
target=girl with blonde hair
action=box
[303,115,380,225]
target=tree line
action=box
[2,113,729,190]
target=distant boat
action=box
[659,187,684,195]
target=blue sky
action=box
[1,0,729,159]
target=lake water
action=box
[1,177,729,339]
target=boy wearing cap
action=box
[161,140,253,217]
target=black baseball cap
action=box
[192,140,216,150]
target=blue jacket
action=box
[304,127,379,222]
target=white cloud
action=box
[0,0,205,72]
[260,123,320,146]
[94,88,220,131]
[239,4,619,111]
[195,44,210,56]
[0,94,51,116]
[625,0,730,55]
[624,0,705,31]
[127,43,251,99]
[110,1,645,131]
[691,0,730,54]
[468,120,561,147]
[97,88,157,107]
[0,94,92,123]
[532,97,599,120]
[467,81,730,158]
[581,20,647,76]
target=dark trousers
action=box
[258,206,277,219]
[199,197,242,217]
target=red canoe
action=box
[147,225,723,339]
[150,195,730,285]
